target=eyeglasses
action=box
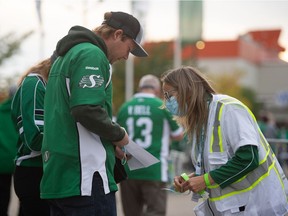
[163,90,176,101]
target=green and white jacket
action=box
[40,26,123,199]
[11,74,45,167]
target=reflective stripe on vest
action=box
[210,102,224,153]
[208,97,285,202]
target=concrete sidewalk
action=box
[116,191,198,216]
[9,189,198,216]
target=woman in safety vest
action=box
[161,66,288,216]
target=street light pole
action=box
[125,0,148,101]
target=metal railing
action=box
[267,138,288,176]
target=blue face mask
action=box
[166,96,183,116]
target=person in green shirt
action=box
[11,58,51,216]
[40,11,148,216]
[116,74,183,216]
[0,86,19,216]
[161,66,288,216]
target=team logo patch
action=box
[79,74,104,88]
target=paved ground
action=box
[116,191,198,216]
[9,186,198,216]
[8,187,20,216]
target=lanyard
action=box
[195,98,211,176]
[191,98,211,202]
[195,127,205,176]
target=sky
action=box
[1,0,288,79]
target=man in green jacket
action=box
[40,11,148,216]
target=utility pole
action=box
[174,0,181,68]
[125,0,148,101]
[35,0,44,59]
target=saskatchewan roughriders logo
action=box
[79,74,104,88]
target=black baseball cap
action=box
[103,11,148,57]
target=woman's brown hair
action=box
[18,58,51,85]
[161,66,216,142]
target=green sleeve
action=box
[21,77,45,151]
[209,145,259,189]
[71,105,125,142]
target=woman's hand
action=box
[182,174,206,193]
[173,173,207,193]
[173,173,194,192]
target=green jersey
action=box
[11,74,46,167]
[40,42,117,199]
[116,93,182,182]
[0,98,18,173]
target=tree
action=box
[112,40,259,117]
[207,70,259,114]
[0,31,33,65]
[112,41,174,114]
[0,31,33,103]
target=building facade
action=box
[182,29,288,122]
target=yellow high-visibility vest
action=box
[203,95,288,213]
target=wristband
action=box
[204,173,211,186]
[181,173,189,181]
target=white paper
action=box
[125,140,160,170]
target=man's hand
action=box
[113,128,129,147]
[115,146,126,160]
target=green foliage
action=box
[207,70,258,112]
[112,41,174,114]
[240,87,262,116]
[0,31,33,103]
[112,41,258,116]
[0,31,33,65]
[111,61,126,113]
